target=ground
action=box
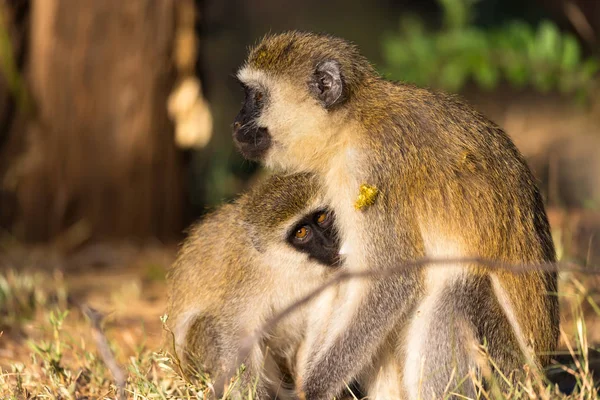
[0,205,599,399]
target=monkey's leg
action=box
[182,315,277,399]
[403,276,527,400]
[484,275,535,391]
[360,338,406,400]
[403,282,479,400]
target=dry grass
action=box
[0,247,598,399]
[0,267,208,399]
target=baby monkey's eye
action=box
[315,212,328,225]
[254,91,263,102]
[295,226,310,240]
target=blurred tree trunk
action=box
[8,0,185,242]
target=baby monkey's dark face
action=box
[287,209,340,267]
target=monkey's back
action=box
[355,81,559,365]
[167,203,268,327]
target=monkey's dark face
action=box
[233,83,272,161]
[287,209,340,267]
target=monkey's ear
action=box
[310,60,344,109]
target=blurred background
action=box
[0,0,599,248]
[0,0,599,392]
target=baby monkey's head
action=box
[242,172,340,267]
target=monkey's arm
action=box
[299,274,422,400]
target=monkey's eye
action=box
[315,212,328,225]
[254,91,263,102]
[294,226,311,241]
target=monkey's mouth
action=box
[232,124,272,161]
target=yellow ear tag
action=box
[354,184,379,210]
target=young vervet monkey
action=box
[166,173,351,399]
[232,31,559,399]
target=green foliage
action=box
[382,0,599,98]
[0,4,30,113]
[28,309,70,381]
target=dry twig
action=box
[224,257,596,390]
[564,1,597,46]
[81,305,127,400]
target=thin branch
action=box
[564,1,597,46]
[227,257,596,387]
[81,305,127,400]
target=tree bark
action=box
[11,0,185,242]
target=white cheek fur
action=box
[239,68,337,172]
[338,241,351,256]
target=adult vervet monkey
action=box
[232,31,559,399]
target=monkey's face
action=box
[234,59,348,171]
[232,81,272,161]
[286,209,340,267]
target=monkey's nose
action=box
[233,125,272,161]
